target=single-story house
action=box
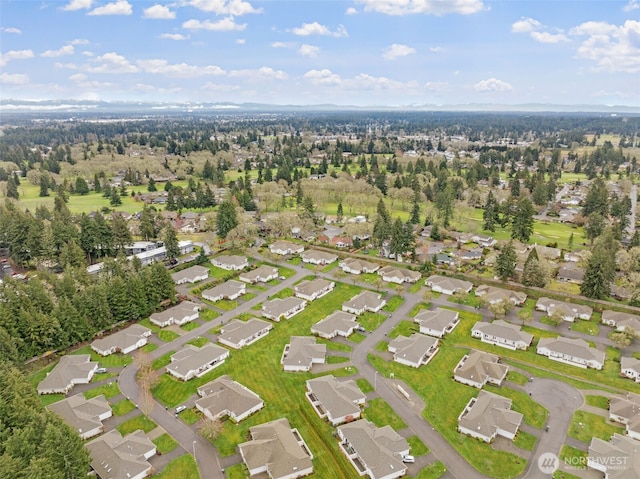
[425,275,473,295]
[166,343,230,381]
[435,253,457,267]
[262,297,307,322]
[306,375,366,426]
[377,265,421,284]
[310,311,359,339]
[202,280,246,302]
[86,429,156,479]
[537,337,605,370]
[388,333,439,368]
[337,419,409,479]
[195,375,264,423]
[342,291,386,316]
[331,236,353,248]
[587,434,640,478]
[37,355,98,395]
[458,249,483,261]
[602,310,640,336]
[150,300,200,327]
[414,307,460,338]
[211,255,249,271]
[609,393,640,441]
[171,265,209,284]
[621,357,640,383]
[217,318,272,349]
[535,297,593,322]
[47,394,112,440]
[458,390,523,443]
[339,257,380,275]
[471,320,533,351]
[238,418,314,479]
[301,250,338,265]
[269,240,305,256]
[91,324,152,356]
[294,278,335,301]
[475,285,527,306]
[453,350,509,389]
[239,265,279,284]
[556,265,585,284]
[281,336,326,372]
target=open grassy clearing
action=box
[141,343,159,353]
[568,410,624,443]
[506,370,530,385]
[388,320,420,339]
[200,308,220,322]
[358,312,388,331]
[117,414,157,435]
[268,287,294,300]
[407,435,430,456]
[513,430,538,451]
[178,408,200,425]
[408,302,431,317]
[112,398,136,416]
[152,352,174,370]
[152,433,179,455]
[180,321,201,331]
[413,461,448,479]
[187,336,209,348]
[71,345,133,367]
[356,378,374,393]
[151,281,362,478]
[158,330,180,342]
[569,320,599,336]
[585,395,609,409]
[383,295,405,313]
[151,454,199,479]
[224,464,247,479]
[84,382,121,399]
[364,398,408,431]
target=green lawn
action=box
[553,472,583,479]
[383,295,405,313]
[358,312,387,331]
[39,393,65,407]
[569,320,599,336]
[585,395,609,409]
[408,302,431,317]
[327,355,349,364]
[513,431,538,451]
[559,444,587,464]
[180,321,200,331]
[347,332,366,343]
[388,320,420,339]
[158,330,180,342]
[187,337,209,348]
[507,370,530,386]
[71,345,133,367]
[485,384,548,429]
[364,398,408,431]
[92,371,118,383]
[84,382,121,399]
[141,343,159,353]
[178,408,201,425]
[414,461,447,479]
[152,352,175,370]
[152,454,199,479]
[152,433,179,455]
[200,308,220,322]
[407,435,430,456]
[448,292,482,308]
[568,410,624,443]
[112,398,136,416]
[268,287,294,300]
[117,414,158,435]
[356,378,374,393]
[223,464,247,479]
[408,282,423,294]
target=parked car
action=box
[402,455,415,463]
[175,405,187,414]
[96,367,107,374]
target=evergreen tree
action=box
[511,197,535,242]
[75,177,90,195]
[39,175,50,197]
[147,176,157,192]
[495,241,517,281]
[584,212,605,246]
[482,191,498,232]
[111,214,132,252]
[216,199,238,239]
[372,199,391,246]
[581,230,618,299]
[522,248,547,287]
[6,176,19,199]
[336,201,344,223]
[110,187,122,206]
[93,173,102,193]
[163,225,180,260]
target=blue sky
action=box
[1,0,639,106]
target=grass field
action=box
[414,461,447,479]
[364,398,408,430]
[151,454,199,479]
[84,382,121,399]
[584,395,609,409]
[71,345,133,367]
[152,433,179,455]
[117,414,158,435]
[112,398,137,416]
[568,410,624,443]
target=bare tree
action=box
[199,416,224,441]
[138,384,155,416]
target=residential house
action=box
[556,265,585,283]
[281,336,326,372]
[47,394,112,440]
[564,249,589,263]
[171,265,209,284]
[262,297,307,322]
[425,275,473,295]
[238,418,313,479]
[339,257,380,275]
[537,337,605,370]
[471,320,534,351]
[475,285,527,306]
[609,393,640,441]
[473,234,497,248]
[37,355,98,395]
[269,240,305,256]
[435,253,457,267]
[306,375,366,426]
[195,375,264,423]
[388,334,440,368]
[202,280,246,302]
[300,250,338,265]
[331,236,353,248]
[294,278,335,301]
[217,318,273,349]
[588,434,640,479]
[602,310,640,336]
[150,301,200,327]
[124,241,160,256]
[457,390,523,443]
[91,324,152,356]
[86,429,156,479]
[458,249,483,261]
[239,265,279,284]
[621,357,640,383]
[311,311,359,339]
[535,297,593,322]
[378,265,421,284]
[337,419,409,479]
[529,244,562,261]
[342,291,386,316]
[453,350,509,389]
[211,255,249,271]
[166,343,230,381]
[414,307,460,338]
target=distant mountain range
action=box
[1,99,639,115]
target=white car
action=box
[175,405,187,414]
[402,455,415,463]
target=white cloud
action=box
[88,52,137,73]
[61,0,92,11]
[229,66,288,80]
[189,0,262,15]
[137,59,226,77]
[429,46,443,53]
[88,0,132,16]
[474,78,513,92]
[571,20,640,72]
[511,17,541,33]
[236,38,246,44]
[346,7,357,15]
[424,81,448,91]
[0,49,35,67]
[355,0,484,16]
[143,4,176,19]
[292,22,348,38]
[298,44,320,58]
[69,73,114,89]
[54,62,80,69]
[530,31,569,43]
[351,73,417,90]
[271,41,295,48]
[42,45,75,57]
[624,0,639,12]
[0,73,30,84]
[70,38,89,45]
[183,18,247,31]
[82,51,94,56]
[303,69,342,86]
[382,43,415,60]
[160,33,190,40]
[202,82,240,92]
[1,27,22,34]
